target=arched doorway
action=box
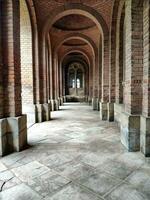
[66,62,85,97]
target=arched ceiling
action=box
[63,39,87,47]
[53,14,96,31]
[32,0,113,28]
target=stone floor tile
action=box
[0,170,21,191]
[96,159,134,180]
[54,161,95,180]
[27,171,70,197]
[41,153,75,169]
[105,182,149,200]
[11,161,50,182]
[44,183,103,200]
[77,171,122,196]
[0,183,42,200]
[115,152,145,169]
[125,168,150,198]
[81,152,118,168]
[0,103,149,199]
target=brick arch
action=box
[60,49,91,67]
[62,54,90,97]
[53,33,98,100]
[54,33,97,57]
[59,48,93,98]
[42,3,108,38]
[38,4,110,103]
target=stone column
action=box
[100,37,109,119]
[92,56,99,111]
[120,0,143,152]
[140,0,150,157]
[0,0,27,156]
[36,35,51,122]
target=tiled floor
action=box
[0,103,150,200]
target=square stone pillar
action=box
[36,103,51,122]
[107,103,114,122]
[92,97,99,111]
[59,97,63,106]
[43,103,51,121]
[49,100,55,111]
[99,102,108,120]
[140,1,150,157]
[120,114,140,152]
[35,104,43,123]
[0,119,9,156]
[140,116,150,157]
[54,99,59,111]
[63,96,66,103]
[7,115,27,152]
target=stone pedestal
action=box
[107,103,114,122]
[63,96,66,103]
[0,115,27,156]
[120,113,140,152]
[99,102,108,120]
[0,119,9,156]
[140,116,150,157]
[43,103,51,121]
[50,100,55,111]
[92,98,99,110]
[59,97,64,106]
[36,103,51,122]
[54,99,59,111]
[88,97,92,105]
[7,115,27,152]
[35,104,43,123]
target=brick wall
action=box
[124,0,143,115]
[0,2,3,118]
[20,0,33,105]
[1,0,22,117]
[143,0,150,117]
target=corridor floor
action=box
[0,103,150,200]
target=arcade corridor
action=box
[0,0,150,199]
[0,103,149,200]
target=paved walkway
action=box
[0,103,150,200]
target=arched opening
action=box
[62,51,90,102]
[65,61,85,99]
[20,0,35,127]
[38,4,109,112]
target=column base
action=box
[107,103,114,122]
[36,103,51,122]
[58,97,63,106]
[43,103,51,121]
[0,115,27,156]
[99,102,108,120]
[120,113,140,152]
[88,97,92,105]
[54,99,59,111]
[49,100,55,111]
[63,96,66,103]
[92,98,99,111]
[140,116,150,157]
